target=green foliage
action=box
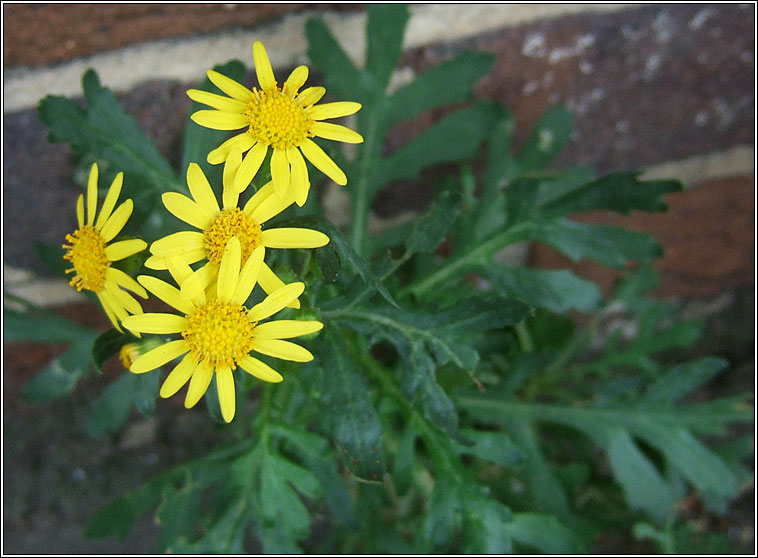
[15,4,750,555]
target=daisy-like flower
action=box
[122,236,323,423]
[62,163,148,332]
[188,40,363,206]
[145,162,329,306]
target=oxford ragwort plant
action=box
[7,5,751,553]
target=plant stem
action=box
[349,110,380,257]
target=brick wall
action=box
[3,3,754,302]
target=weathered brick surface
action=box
[3,4,754,303]
[2,4,359,68]
[530,175,756,298]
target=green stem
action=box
[514,320,534,353]
[402,221,533,300]
[349,111,381,256]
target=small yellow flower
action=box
[122,237,323,423]
[145,162,329,307]
[62,163,147,332]
[188,40,363,206]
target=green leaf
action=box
[541,171,683,218]
[461,494,513,553]
[365,5,409,89]
[456,428,522,467]
[92,328,137,370]
[420,477,460,550]
[517,104,573,172]
[404,190,461,258]
[38,69,180,194]
[85,476,167,540]
[86,373,138,436]
[387,50,494,124]
[604,428,676,523]
[21,334,98,402]
[156,479,202,552]
[373,101,499,192]
[505,512,582,553]
[294,215,398,308]
[5,307,93,343]
[503,177,540,227]
[640,357,729,407]
[34,241,71,277]
[258,453,311,551]
[522,219,663,268]
[305,18,364,100]
[316,330,385,480]
[133,371,162,416]
[182,59,247,184]
[480,265,602,313]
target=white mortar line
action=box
[3,4,636,113]
[4,144,752,309]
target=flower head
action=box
[188,41,363,206]
[122,237,323,423]
[145,162,329,307]
[62,163,147,332]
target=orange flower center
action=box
[62,225,109,292]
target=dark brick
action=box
[3,4,362,68]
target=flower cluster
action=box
[62,41,362,422]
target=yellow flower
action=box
[188,40,363,207]
[62,163,147,332]
[122,237,323,423]
[145,162,329,307]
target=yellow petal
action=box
[76,194,85,228]
[307,101,362,120]
[181,262,217,301]
[216,367,236,423]
[131,340,187,374]
[87,163,98,225]
[287,146,309,207]
[99,289,129,326]
[271,148,290,198]
[144,255,168,270]
[186,163,221,215]
[95,172,124,231]
[167,256,206,307]
[105,238,147,262]
[185,364,213,408]
[137,275,196,315]
[191,109,248,130]
[252,338,314,362]
[253,41,276,90]
[207,133,255,165]
[217,236,241,302]
[187,88,248,112]
[234,142,268,192]
[299,139,347,185]
[254,320,323,339]
[150,231,206,258]
[99,199,133,242]
[258,263,300,309]
[284,65,308,95]
[262,228,329,249]
[231,245,265,306]
[248,282,304,322]
[238,355,283,383]
[104,281,142,315]
[207,69,253,103]
[224,146,243,193]
[122,313,188,334]
[97,292,123,333]
[297,86,326,107]
[162,192,214,230]
[107,267,148,298]
[246,183,293,224]
[312,122,364,144]
[160,354,197,398]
